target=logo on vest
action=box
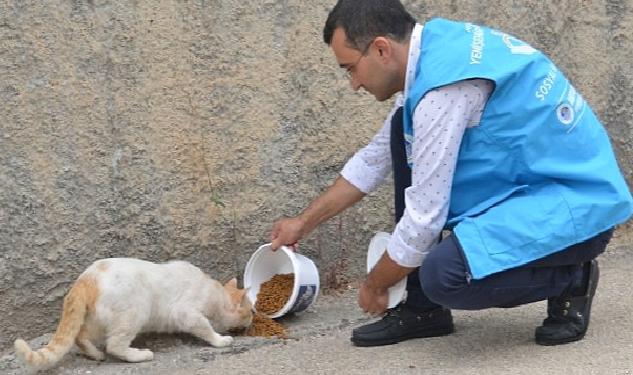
[490,30,538,55]
[556,103,575,126]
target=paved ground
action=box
[2,249,632,375]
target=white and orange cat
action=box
[14,258,253,372]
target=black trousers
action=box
[389,107,611,311]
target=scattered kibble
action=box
[246,312,286,338]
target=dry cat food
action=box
[244,273,294,338]
[245,312,287,338]
[254,273,294,315]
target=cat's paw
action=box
[89,351,106,361]
[78,346,106,361]
[139,349,154,361]
[126,349,154,362]
[211,335,233,347]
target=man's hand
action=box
[358,279,389,315]
[358,250,416,314]
[270,217,306,251]
[269,176,366,251]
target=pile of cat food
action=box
[246,312,287,338]
[245,273,294,338]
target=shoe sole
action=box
[535,332,586,346]
[351,325,455,347]
[535,260,599,346]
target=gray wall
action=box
[1,0,631,351]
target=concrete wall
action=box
[1,0,631,350]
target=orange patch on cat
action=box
[96,261,109,273]
[77,275,100,313]
[14,275,100,370]
[50,276,99,347]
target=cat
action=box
[14,258,253,373]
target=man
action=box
[270,0,633,347]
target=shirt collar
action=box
[404,23,423,99]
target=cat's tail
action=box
[14,275,98,372]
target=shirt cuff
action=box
[340,156,387,194]
[386,231,427,268]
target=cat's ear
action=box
[229,287,245,301]
[237,287,250,302]
[237,287,247,299]
[224,278,238,289]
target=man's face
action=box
[330,28,398,102]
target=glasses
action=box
[341,41,373,81]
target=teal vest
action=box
[404,18,633,279]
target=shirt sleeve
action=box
[340,95,404,194]
[387,79,494,267]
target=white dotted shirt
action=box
[341,24,494,268]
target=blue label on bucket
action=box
[289,284,317,313]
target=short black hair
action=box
[323,0,416,51]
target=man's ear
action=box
[373,37,391,58]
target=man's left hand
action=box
[358,280,389,315]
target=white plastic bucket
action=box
[243,244,320,318]
[367,232,407,308]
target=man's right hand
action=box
[270,216,307,251]
[269,176,365,251]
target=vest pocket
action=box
[462,184,578,259]
[446,185,528,228]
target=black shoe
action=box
[535,260,599,346]
[351,304,454,347]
